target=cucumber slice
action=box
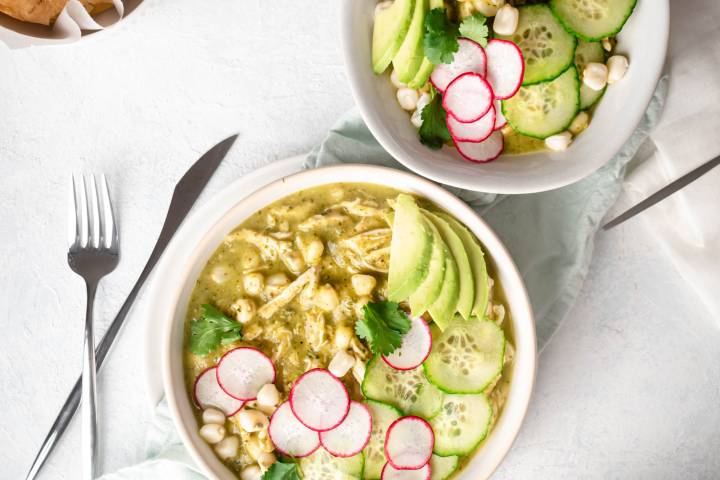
[495,4,576,85]
[574,40,606,109]
[363,401,402,480]
[300,448,364,479]
[502,66,580,139]
[551,0,637,42]
[430,454,459,480]
[362,355,443,419]
[424,317,505,394]
[430,393,492,456]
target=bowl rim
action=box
[160,164,537,480]
[340,0,670,194]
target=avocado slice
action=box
[372,0,415,74]
[406,0,444,88]
[388,194,433,301]
[428,243,459,330]
[392,0,428,83]
[424,210,475,319]
[409,217,447,317]
[437,213,490,318]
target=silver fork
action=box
[68,174,119,480]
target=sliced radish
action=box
[289,368,351,432]
[485,39,524,100]
[493,99,507,130]
[430,38,487,93]
[381,462,432,480]
[319,401,373,457]
[193,367,245,416]
[268,401,321,458]
[455,130,505,163]
[382,317,433,370]
[216,347,275,401]
[442,73,493,124]
[384,416,434,470]
[446,106,496,144]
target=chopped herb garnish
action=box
[419,93,452,149]
[188,304,242,356]
[261,461,302,480]
[423,8,460,65]
[355,300,411,356]
[459,13,490,47]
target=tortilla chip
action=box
[79,0,112,15]
[0,0,68,25]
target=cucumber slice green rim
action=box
[501,66,580,140]
[430,393,492,457]
[361,355,444,419]
[550,0,638,42]
[423,317,505,394]
[430,454,460,480]
[299,448,365,479]
[363,400,402,480]
[496,4,577,86]
[574,40,606,109]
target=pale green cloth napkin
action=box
[99,79,667,479]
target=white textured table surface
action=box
[1,1,719,479]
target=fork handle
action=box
[82,281,98,480]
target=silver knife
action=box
[603,154,720,230]
[26,134,238,480]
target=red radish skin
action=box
[442,73,493,124]
[216,347,276,401]
[384,416,434,470]
[493,99,507,130]
[485,39,525,100]
[382,317,433,371]
[268,401,321,458]
[430,38,487,93]
[446,106,496,144]
[289,368,351,432]
[381,462,432,480]
[319,401,373,458]
[193,367,244,416]
[455,130,505,163]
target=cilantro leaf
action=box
[419,93,452,150]
[261,461,302,480]
[189,304,242,356]
[459,13,490,47]
[355,301,411,356]
[423,8,459,64]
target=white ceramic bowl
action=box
[341,0,669,193]
[161,165,536,479]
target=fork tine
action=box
[99,175,118,251]
[69,175,81,249]
[86,174,101,249]
[78,175,90,248]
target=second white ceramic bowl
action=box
[159,165,536,479]
[341,0,669,193]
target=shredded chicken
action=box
[257,268,316,319]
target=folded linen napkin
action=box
[622,0,720,324]
[98,82,668,478]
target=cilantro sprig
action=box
[188,304,242,356]
[459,13,490,47]
[423,9,490,65]
[355,301,411,356]
[419,93,452,150]
[261,461,302,480]
[423,8,459,64]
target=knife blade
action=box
[603,154,720,230]
[26,134,238,480]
